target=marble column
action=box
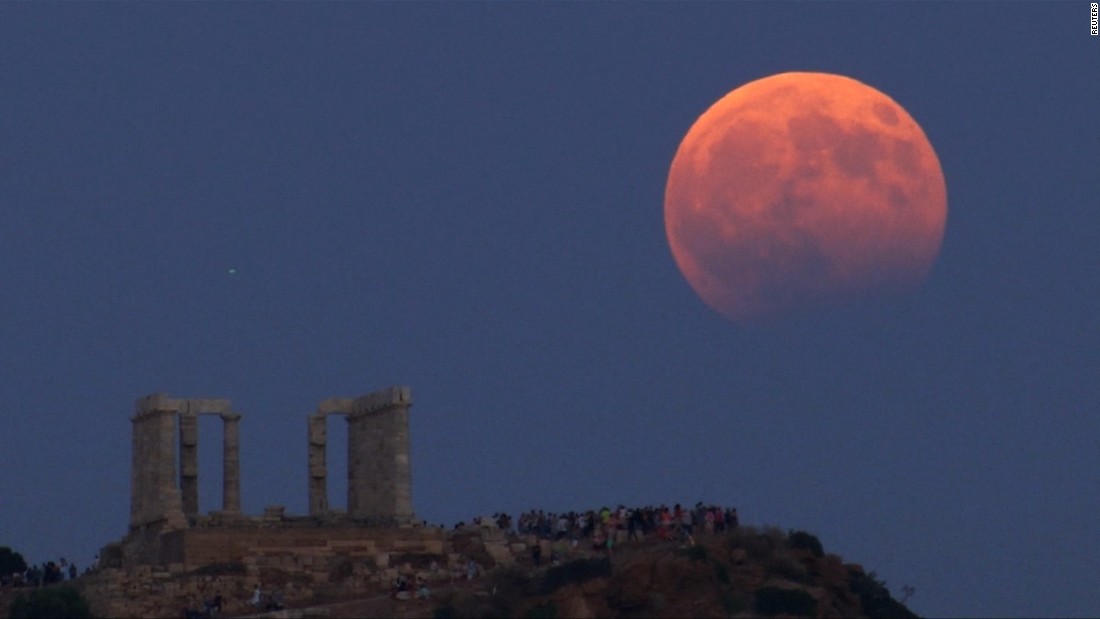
[155,407,187,528]
[129,412,148,527]
[346,412,359,516]
[221,412,242,513]
[308,414,328,516]
[178,411,199,516]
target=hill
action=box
[2,525,917,618]
[221,525,916,619]
[427,526,916,619]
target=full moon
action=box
[664,72,947,324]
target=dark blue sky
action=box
[1,3,1097,617]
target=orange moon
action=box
[664,72,947,324]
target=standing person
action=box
[531,542,542,567]
[248,584,262,608]
[68,563,77,581]
[592,527,605,552]
[416,576,431,599]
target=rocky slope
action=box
[425,526,916,619]
[2,526,917,619]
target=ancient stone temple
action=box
[307,386,414,522]
[105,386,419,569]
[84,385,527,619]
[129,394,241,530]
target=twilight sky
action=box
[1,3,1097,617]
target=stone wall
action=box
[77,526,534,619]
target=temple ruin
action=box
[129,394,240,529]
[105,386,418,568]
[307,387,414,522]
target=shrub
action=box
[787,530,825,558]
[721,592,749,615]
[728,527,778,561]
[524,602,558,618]
[849,571,918,619]
[681,544,708,562]
[0,547,28,576]
[486,567,531,616]
[432,595,508,619]
[539,558,611,595]
[763,554,813,585]
[755,586,816,617]
[9,586,91,619]
[714,561,731,585]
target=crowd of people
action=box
[453,502,740,560]
[462,503,737,539]
[424,502,744,590]
[516,503,738,541]
[0,558,79,588]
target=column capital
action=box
[220,411,242,422]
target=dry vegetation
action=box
[429,526,917,619]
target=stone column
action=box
[308,414,328,516]
[153,407,187,529]
[221,412,242,513]
[130,394,186,530]
[178,411,199,517]
[346,412,359,516]
[130,412,148,527]
[347,386,414,524]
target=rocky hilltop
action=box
[428,526,917,619]
[2,525,917,618]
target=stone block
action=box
[484,542,514,567]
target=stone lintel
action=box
[316,398,354,415]
[184,399,233,415]
[133,394,233,417]
[351,386,412,415]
